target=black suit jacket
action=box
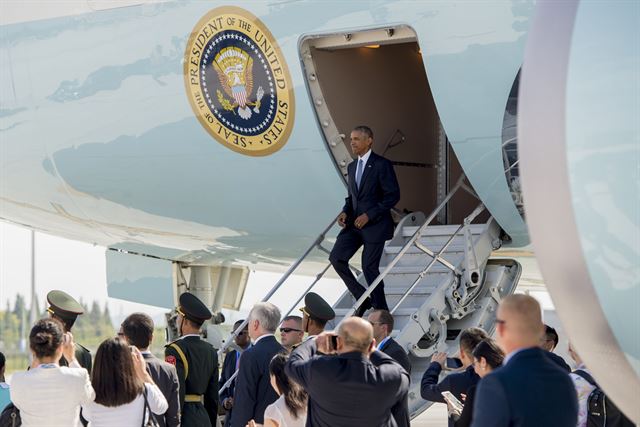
[230,335,283,427]
[143,353,180,427]
[219,349,241,427]
[342,152,400,243]
[286,339,409,427]
[421,363,479,427]
[545,351,571,372]
[471,347,578,427]
[380,338,411,374]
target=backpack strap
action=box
[169,343,189,379]
[574,369,598,387]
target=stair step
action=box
[384,245,466,255]
[380,265,456,274]
[402,224,485,238]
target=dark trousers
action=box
[329,227,389,310]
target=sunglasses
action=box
[280,328,302,333]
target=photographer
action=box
[285,317,409,427]
[10,318,95,427]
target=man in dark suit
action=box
[230,302,284,427]
[121,313,180,427]
[367,309,411,427]
[165,293,219,427]
[219,320,251,427]
[367,309,411,373]
[329,125,401,315]
[471,295,578,427]
[421,328,488,427]
[286,317,409,427]
[541,324,571,372]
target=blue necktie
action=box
[356,159,364,189]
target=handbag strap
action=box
[141,385,150,427]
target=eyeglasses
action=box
[280,328,302,333]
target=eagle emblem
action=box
[213,47,264,120]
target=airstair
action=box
[218,176,521,419]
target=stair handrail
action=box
[344,175,473,317]
[218,211,365,396]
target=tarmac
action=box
[412,403,448,427]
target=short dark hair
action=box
[30,318,64,359]
[472,339,505,369]
[0,351,5,370]
[353,125,373,139]
[121,313,154,349]
[92,337,144,407]
[308,316,328,329]
[282,315,302,324]
[545,325,559,349]
[269,353,307,419]
[459,327,489,356]
[371,309,394,331]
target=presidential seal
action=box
[184,6,295,156]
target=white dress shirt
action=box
[358,149,372,166]
[11,361,95,427]
[83,382,168,427]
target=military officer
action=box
[165,292,219,427]
[46,290,92,373]
[298,292,335,343]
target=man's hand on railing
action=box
[337,212,347,228]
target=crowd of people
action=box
[0,288,634,427]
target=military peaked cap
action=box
[47,290,84,320]
[177,292,212,324]
[300,292,335,321]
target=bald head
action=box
[337,317,374,355]
[496,294,545,353]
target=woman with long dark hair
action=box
[11,318,95,426]
[450,339,505,427]
[82,337,167,426]
[248,353,307,427]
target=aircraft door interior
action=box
[300,26,485,224]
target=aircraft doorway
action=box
[301,26,479,224]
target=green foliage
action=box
[1,294,116,374]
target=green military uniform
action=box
[46,290,92,373]
[293,292,335,351]
[165,293,219,427]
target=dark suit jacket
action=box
[421,363,479,427]
[453,384,476,427]
[219,349,240,427]
[286,339,409,427]
[380,338,411,374]
[342,152,400,243]
[380,338,411,427]
[143,353,180,427]
[471,347,578,427]
[230,335,283,427]
[546,351,571,372]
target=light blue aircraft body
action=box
[1,0,638,422]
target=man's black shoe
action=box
[354,299,372,317]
